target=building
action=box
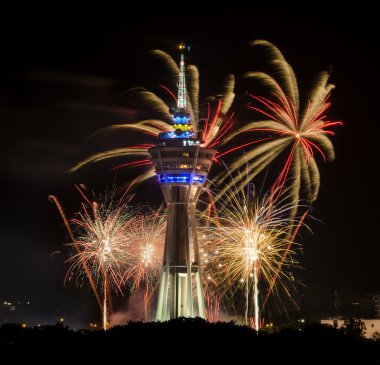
[361,294,380,319]
[149,48,216,320]
[321,318,380,339]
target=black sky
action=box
[1,3,379,326]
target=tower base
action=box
[156,267,205,321]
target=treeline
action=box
[1,318,379,362]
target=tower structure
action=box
[149,47,216,320]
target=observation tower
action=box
[149,47,216,320]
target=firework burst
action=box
[219,40,341,215]
[199,184,304,329]
[52,186,137,330]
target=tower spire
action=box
[177,53,187,109]
[159,44,197,143]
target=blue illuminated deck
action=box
[158,174,205,184]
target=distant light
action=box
[59,317,64,322]
[21,323,27,328]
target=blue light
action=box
[159,131,196,140]
[167,174,190,183]
[174,116,189,124]
[193,175,205,183]
[158,174,205,184]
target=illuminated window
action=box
[196,164,209,172]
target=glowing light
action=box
[159,174,205,184]
[141,244,154,267]
[160,131,196,139]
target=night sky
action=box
[1,3,378,326]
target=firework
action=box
[69,49,235,185]
[53,186,138,330]
[199,184,304,329]
[125,208,166,321]
[219,40,341,215]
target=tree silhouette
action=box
[341,318,366,338]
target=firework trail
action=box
[69,49,235,185]
[219,40,341,216]
[49,195,102,310]
[198,231,223,322]
[199,183,304,329]
[125,208,166,321]
[205,291,221,323]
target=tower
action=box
[149,47,216,320]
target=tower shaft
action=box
[156,186,202,319]
[150,145,215,320]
